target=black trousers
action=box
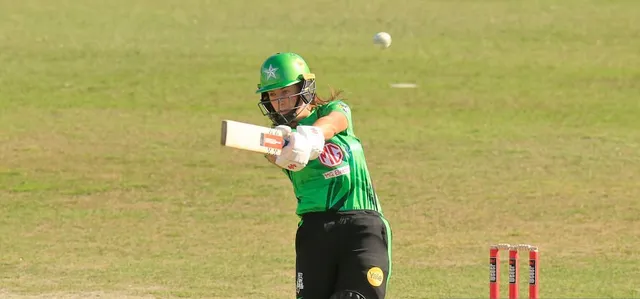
[295,210,392,299]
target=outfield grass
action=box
[1,0,639,298]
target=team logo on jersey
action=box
[367,266,384,287]
[338,102,350,113]
[318,143,343,167]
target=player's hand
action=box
[264,154,277,165]
[275,132,311,172]
[296,126,325,160]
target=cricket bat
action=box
[220,120,286,155]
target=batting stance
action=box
[257,52,393,299]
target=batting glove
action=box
[275,132,312,172]
[273,125,292,140]
[296,126,325,160]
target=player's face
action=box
[268,84,301,114]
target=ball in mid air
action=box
[373,32,392,48]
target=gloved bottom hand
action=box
[275,132,312,172]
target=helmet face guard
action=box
[258,76,316,126]
[255,52,316,126]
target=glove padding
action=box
[273,125,292,140]
[296,125,325,160]
[275,132,311,172]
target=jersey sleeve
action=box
[315,100,354,136]
[316,100,352,121]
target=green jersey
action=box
[283,100,383,216]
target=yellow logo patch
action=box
[367,267,384,287]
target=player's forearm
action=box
[313,122,340,140]
[312,112,348,140]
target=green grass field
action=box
[1,0,639,298]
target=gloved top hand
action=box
[296,126,325,160]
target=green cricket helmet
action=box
[256,52,317,126]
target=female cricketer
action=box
[256,52,393,299]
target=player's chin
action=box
[278,109,298,120]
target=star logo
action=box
[263,64,278,80]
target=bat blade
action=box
[220,120,285,155]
